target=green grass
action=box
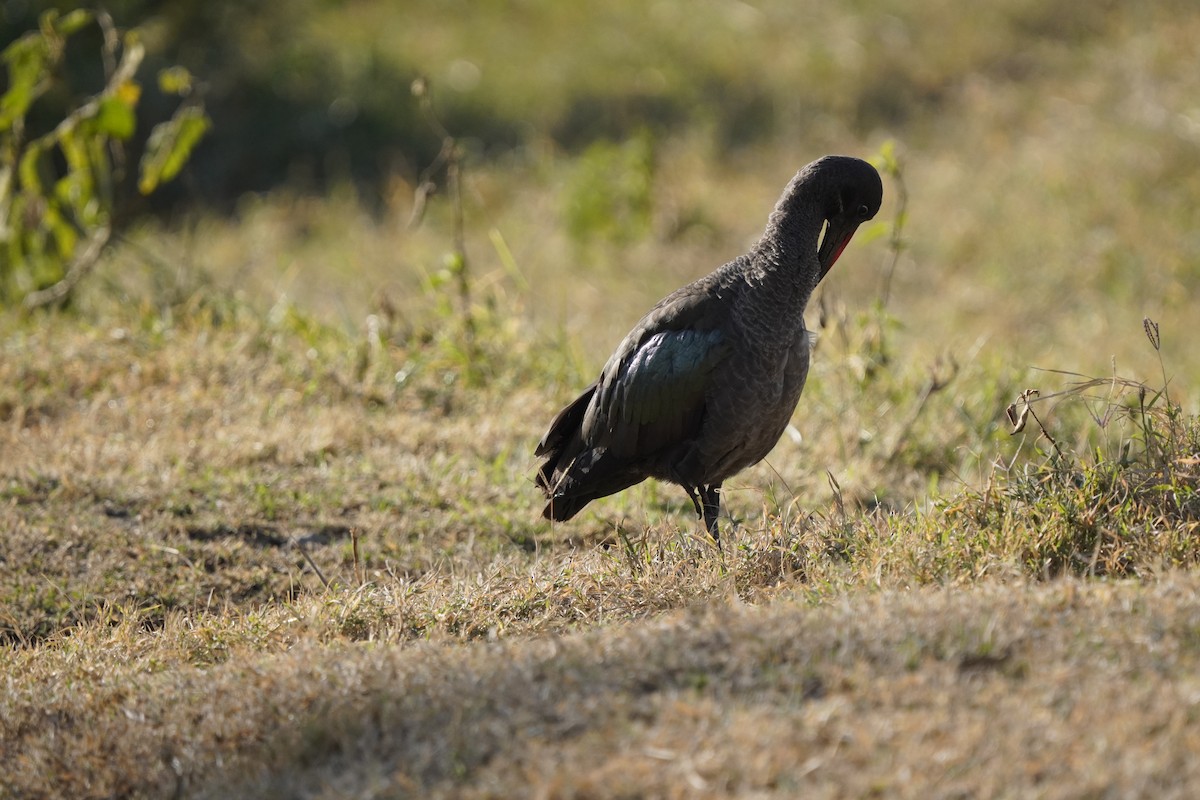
[5,0,1200,796]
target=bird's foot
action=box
[700,484,722,550]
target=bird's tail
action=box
[537,446,644,522]
[542,493,589,522]
[536,382,646,521]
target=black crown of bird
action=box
[535,155,883,545]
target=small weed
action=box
[956,318,1200,578]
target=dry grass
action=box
[3,297,1200,797]
[8,571,1200,798]
[6,0,1200,796]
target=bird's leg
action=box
[700,483,722,547]
[684,485,704,519]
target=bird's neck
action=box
[747,202,825,296]
[718,197,824,351]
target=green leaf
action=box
[856,220,891,246]
[43,205,78,260]
[95,95,137,140]
[871,138,901,175]
[138,106,210,194]
[57,127,89,172]
[36,9,60,37]
[158,66,194,96]
[51,9,94,36]
[0,35,50,128]
[1,29,45,67]
[18,143,46,194]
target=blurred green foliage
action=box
[1,1,450,209]
[564,130,655,246]
[0,8,207,306]
[3,0,1154,215]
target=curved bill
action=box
[816,218,862,282]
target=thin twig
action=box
[351,528,363,586]
[23,37,144,157]
[1006,388,1064,460]
[878,151,908,310]
[886,354,958,463]
[96,11,126,178]
[826,470,846,528]
[408,77,476,361]
[22,223,112,310]
[1026,402,1064,460]
[292,537,330,589]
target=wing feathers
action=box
[536,286,733,518]
[593,325,728,458]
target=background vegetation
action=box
[3,0,1200,796]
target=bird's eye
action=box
[857,204,871,218]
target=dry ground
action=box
[9,564,1200,798]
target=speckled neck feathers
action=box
[716,165,833,342]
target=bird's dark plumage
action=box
[536,156,883,543]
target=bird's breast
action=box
[695,326,812,480]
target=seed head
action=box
[1143,317,1161,351]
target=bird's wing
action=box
[584,289,732,459]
